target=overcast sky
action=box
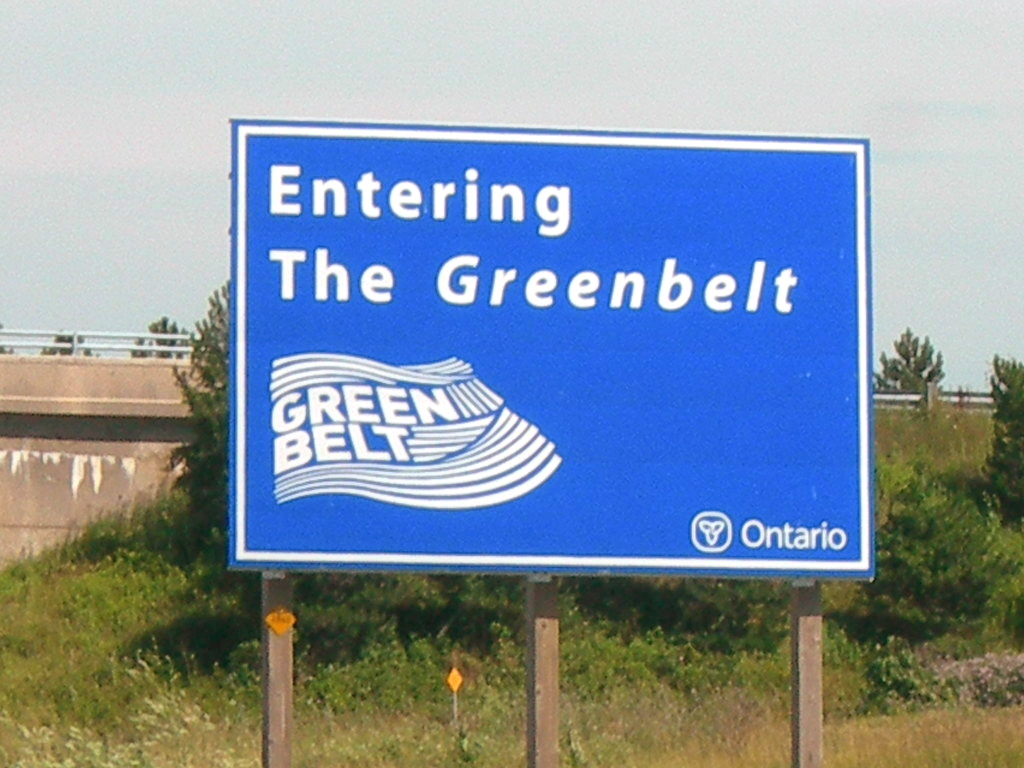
[1,1,1021,389]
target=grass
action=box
[5,678,1024,767]
[3,405,1022,766]
[874,405,991,476]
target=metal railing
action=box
[874,390,993,411]
[0,330,1000,410]
[0,329,192,359]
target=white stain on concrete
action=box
[3,449,146,500]
[89,456,105,494]
[70,454,87,499]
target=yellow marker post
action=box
[446,667,464,725]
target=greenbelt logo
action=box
[269,353,561,510]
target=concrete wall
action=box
[0,356,191,564]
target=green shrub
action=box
[565,577,788,655]
[836,460,1009,646]
[986,355,1024,524]
[172,283,229,565]
[863,637,951,713]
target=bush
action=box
[862,637,951,712]
[932,653,1024,708]
[172,284,229,565]
[836,460,1008,646]
[986,356,1024,524]
[566,577,788,655]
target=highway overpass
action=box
[0,352,191,564]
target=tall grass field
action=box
[5,405,1024,767]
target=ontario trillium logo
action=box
[691,511,733,554]
[269,353,562,509]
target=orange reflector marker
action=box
[265,608,296,636]
[446,667,464,693]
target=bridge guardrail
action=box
[874,390,993,411]
[0,329,192,359]
[0,330,995,410]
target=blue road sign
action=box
[230,120,872,578]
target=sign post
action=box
[446,666,464,726]
[525,576,559,768]
[261,571,294,768]
[791,580,823,768]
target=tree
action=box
[835,460,1007,645]
[172,284,229,562]
[875,328,945,394]
[0,322,11,354]
[986,356,1024,524]
[132,316,188,359]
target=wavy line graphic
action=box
[269,354,561,509]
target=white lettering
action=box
[490,184,526,223]
[360,265,394,304]
[774,268,799,313]
[315,248,350,302]
[274,431,312,473]
[356,171,382,218]
[437,254,480,305]
[308,386,345,426]
[432,182,456,220]
[610,272,645,309]
[312,178,346,217]
[410,388,460,424]
[311,424,352,461]
[269,249,307,300]
[389,180,423,220]
[271,392,306,433]
[746,260,766,312]
[657,258,694,311]
[741,518,848,552]
[269,165,301,216]
[489,268,518,306]
[464,168,479,221]
[342,385,380,424]
[524,269,558,308]
[372,425,411,462]
[348,423,391,461]
[535,185,571,237]
[704,274,737,312]
[567,271,601,309]
[377,387,416,425]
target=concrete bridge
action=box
[0,354,191,564]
